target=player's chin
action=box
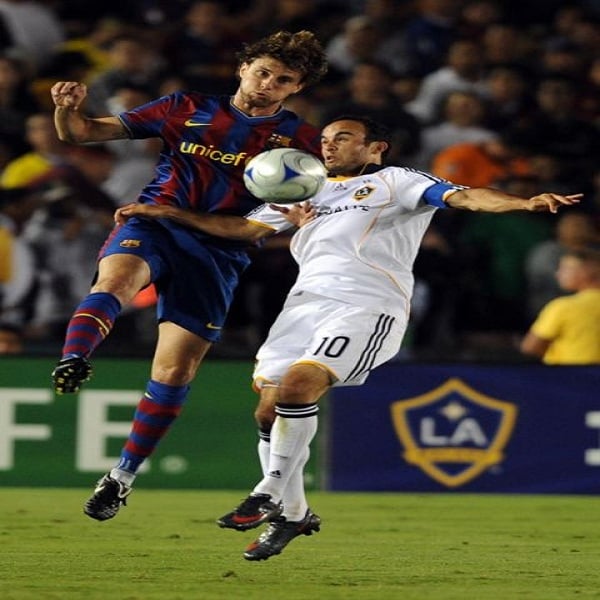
[249,93,273,106]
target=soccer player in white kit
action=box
[115,115,581,561]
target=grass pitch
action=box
[1,489,598,600]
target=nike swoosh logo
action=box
[206,322,222,330]
[185,120,212,127]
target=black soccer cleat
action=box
[52,356,93,394]
[216,493,283,531]
[83,474,131,521]
[243,509,321,561]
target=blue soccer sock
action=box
[61,292,121,358]
[114,380,189,482]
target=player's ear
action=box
[371,140,388,156]
[238,62,249,78]
[293,82,305,95]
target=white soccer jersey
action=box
[246,165,463,316]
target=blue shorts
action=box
[99,217,251,342]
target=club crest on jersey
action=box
[265,133,293,149]
[119,239,142,248]
[390,378,517,488]
[353,185,375,201]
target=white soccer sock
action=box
[281,446,310,521]
[260,433,310,521]
[110,467,136,486]
[252,404,318,503]
[257,437,270,477]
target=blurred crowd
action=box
[0,0,599,360]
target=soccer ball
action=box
[243,148,327,203]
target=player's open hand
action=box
[114,203,172,225]
[528,193,583,213]
[50,82,87,109]
[269,201,316,227]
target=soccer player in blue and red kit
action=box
[49,30,328,521]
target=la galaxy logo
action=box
[353,185,374,201]
[390,378,517,487]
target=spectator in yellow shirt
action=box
[0,113,71,189]
[520,244,600,364]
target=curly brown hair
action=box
[236,30,328,87]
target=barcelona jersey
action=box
[118,92,322,218]
[101,93,321,341]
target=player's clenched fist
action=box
[50,81,87,109]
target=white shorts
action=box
[253,292,407,388]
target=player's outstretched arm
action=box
[51,81,127,144]
[114,203,272,241]
[445,188,583,214]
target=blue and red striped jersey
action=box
[119,92,322,216]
